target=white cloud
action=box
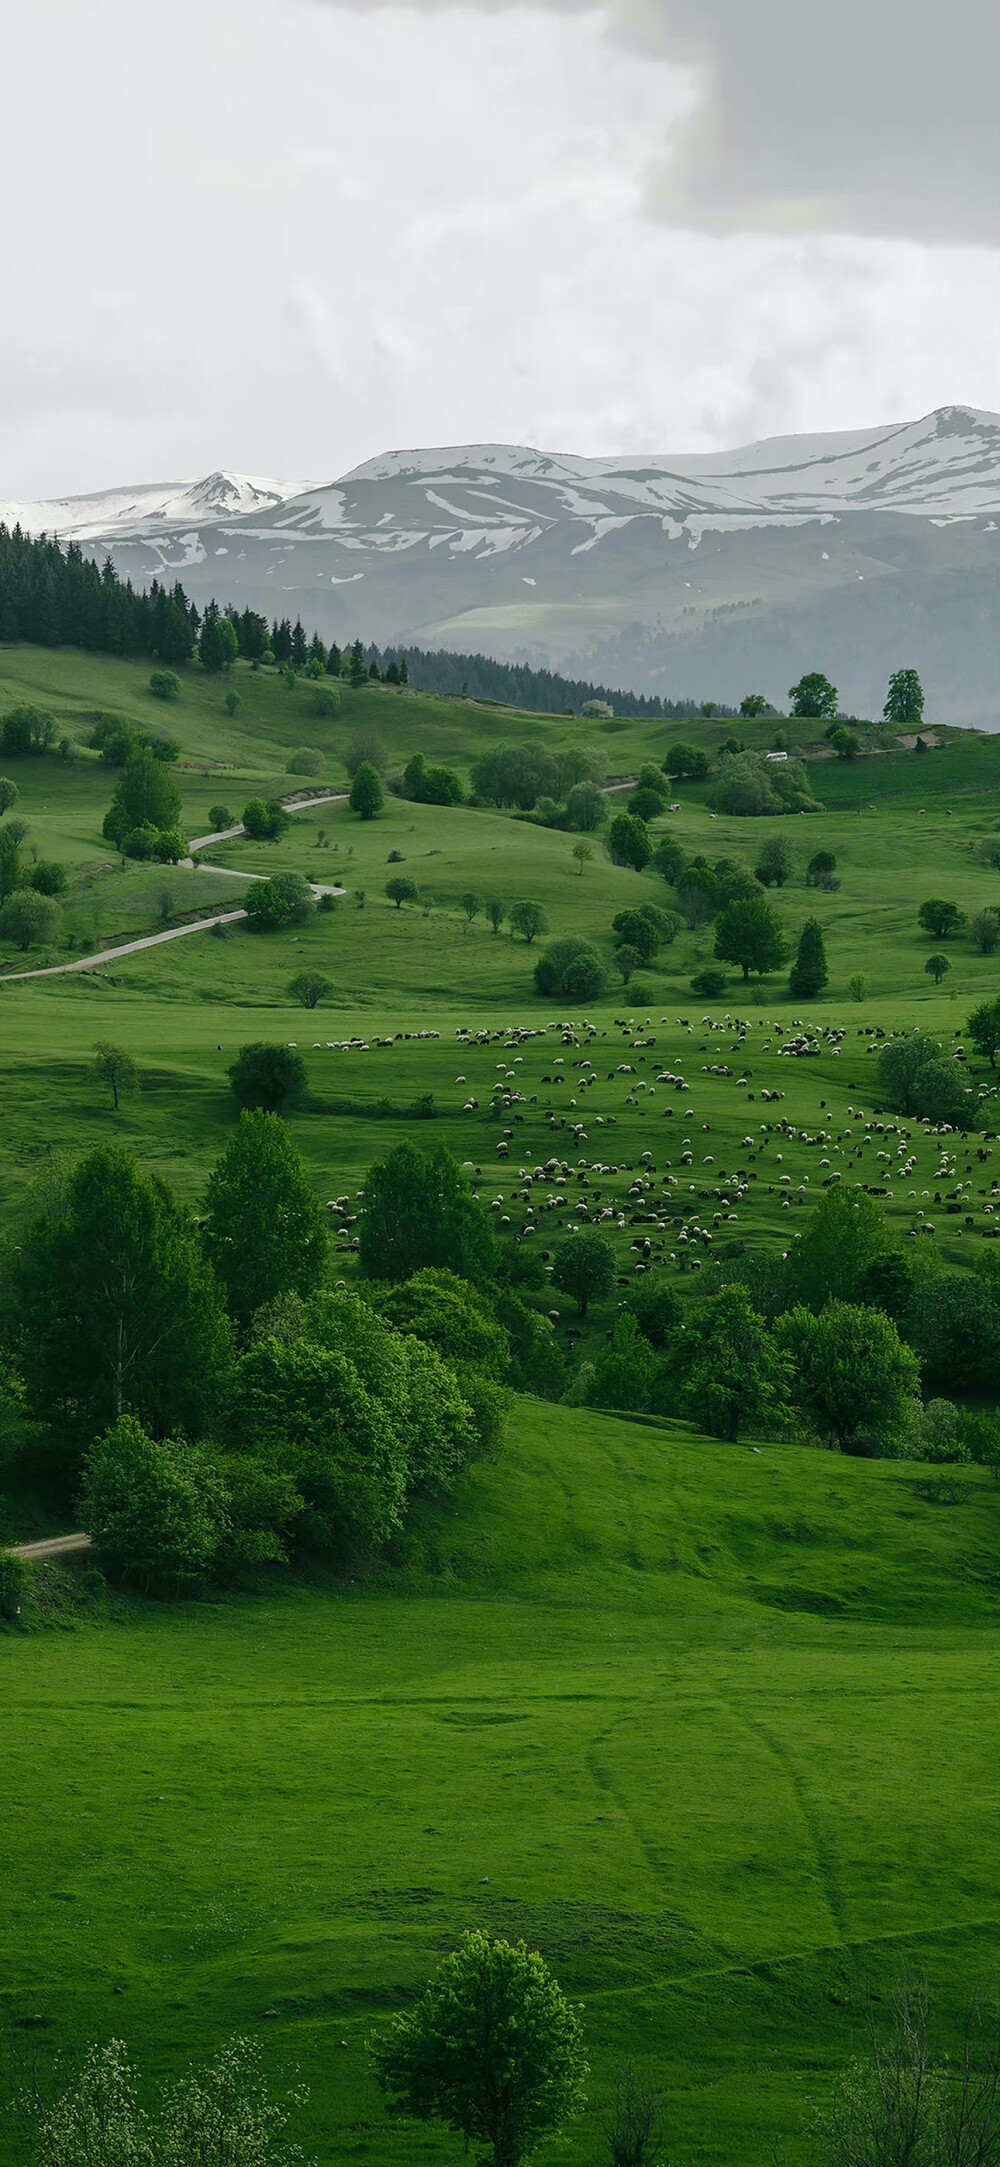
[0,0,995,498]
[328,0,1000,245]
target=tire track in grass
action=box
[715,1689,848,1948]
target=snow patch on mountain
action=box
[0,470,317,541]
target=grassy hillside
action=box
[1,642,998,2166]
[3,1404,996,2167]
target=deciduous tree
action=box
[607,813,652,871]
[93,1040,139,1111]
[10,1145,231,1441]
[678,1285,789,1442]
[552,1230,616,1316]
[883,666,925,731]
[509,900,548,944]
[714,896,787,981]
[349,762,384,819]
[788,671,838,719]
[204,1110,327,1328]
[359,1141,497,1284]
[967,995,1000,1067]
[918,898,966,939]
[228,1042,307,1114]
[0,888,58,949]
[777,1301,919,1454]
[372,1931,588,2167]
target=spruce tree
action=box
[788,916,828,997]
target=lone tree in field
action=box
[371,1931,588,2167]
[789,918,828,998]
[93,1041,139,1111]
[918,898,966,939]
[806,849,837,888]
[228,1042,307,1114]
[486,898,507,934]
[0,888,59,949]
[788,671,838,720]
[714,896,787,982]
[386,876,418,910]
[287,971,333,1009]
[571,840,594,876]
[552,1231,616,1316]
[603,2064,667,2167]
[883,666,925,732]
[925,953,950,986]
[461,891,481,927]
[350,761,384,819]
[204,1108,327,1328]
[509,901,548,945]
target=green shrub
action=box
[534,937,607,1000]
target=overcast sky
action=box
[3,0,997,497]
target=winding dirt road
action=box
[9,1532,92,1561]
[0,790,348,986]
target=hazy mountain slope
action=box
[4,408,997,724]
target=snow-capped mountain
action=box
[341,406,1000,518]
[0,470,315,543]
[4,409,997,724]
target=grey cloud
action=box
[328,0,999,244]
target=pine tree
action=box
[788,916,828,997]
[290,618,308,667]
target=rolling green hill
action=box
[3,1404,996,2167]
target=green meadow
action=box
[4,1406,997,2167]
[1,644,998,2165]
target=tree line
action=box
[0,1119,568,1591]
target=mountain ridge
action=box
[2,408,997,726]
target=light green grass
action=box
[2,1404,997,2167]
